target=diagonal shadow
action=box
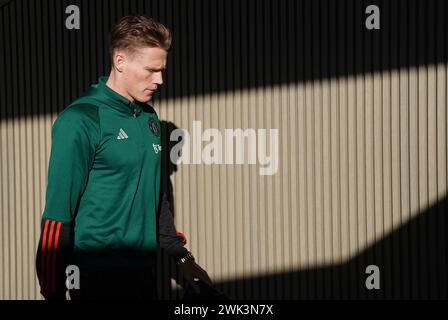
[0,0,447,120]
[196,196,448,300]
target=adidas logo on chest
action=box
[117,128,128,140]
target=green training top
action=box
[42,76,162,271]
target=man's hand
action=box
[179,259,212,294]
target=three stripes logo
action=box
[117,128,129,140]
[39,219,62,294]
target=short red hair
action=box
[109,15,172,64]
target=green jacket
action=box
[42,76,163,271]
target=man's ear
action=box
[113,51,126,72]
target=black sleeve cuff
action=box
[158,200,189,259]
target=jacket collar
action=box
[92,76,144,117]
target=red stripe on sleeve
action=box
[45,221,56,293]
[51,222,62,293]
[40,220,50,289]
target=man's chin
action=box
[136,96,152,104]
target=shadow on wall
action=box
[193,196,448,300]
[157,120,188,299]
[1,0,447,120]
[157,120,448,300]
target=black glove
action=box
[182,279,230,301]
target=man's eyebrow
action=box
[146,66,166,71]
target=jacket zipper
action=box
[132,107,144,147]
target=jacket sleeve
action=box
[158,195,189,261]
[36,105,99,300]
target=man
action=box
[36,15,212,300]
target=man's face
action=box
[118,46,167,103]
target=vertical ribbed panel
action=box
[0,0,447,300]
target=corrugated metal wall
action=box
[1,0,447,300]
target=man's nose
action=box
[154,71,163,85]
